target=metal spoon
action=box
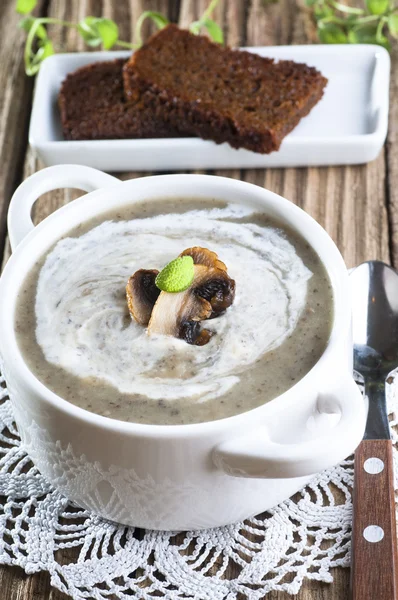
[350,261,398,600]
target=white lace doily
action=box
[0,370,397,600]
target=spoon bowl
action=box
[351,260,398,378]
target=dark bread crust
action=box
[58,58,180,141]
[123,25,327,153]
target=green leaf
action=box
[19,16,47,39]
[348,22,390,48]
[317,22,348,43]
[331,1,364,14]
[313,5,334,19]
[202,18,224,43]
[30,38,54,67]
[145,12,169,29]
[388,13,398,37]
[374,33,390,49]
[348,22,376,42]
[25,61,40,76]
[366,0,389,15]
[305,0,319,6]
[189,20,201,35]
[23,16,53,75]
[155,256,195,293]
[83,36,102,48]
[346,13,361,25]
[348,28,366,43]
[96,18,119,49]
[38,37,54,59]
[79,16,119,49]
[190,18,224,44]
[134,11,169,47]
[16,0,37,15]
[78,16,102,47]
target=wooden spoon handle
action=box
[351,439,398,600]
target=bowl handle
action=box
[213,375,366,479]
[8,165,120,251]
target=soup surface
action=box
[15,198,333,425]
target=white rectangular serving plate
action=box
[29,45,390,171]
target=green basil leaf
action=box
[317,23,348,43]
[388,13,398,37]
[19,16,47,39]
[96,18,119,49]
[16,0,37,15]
[366,0,389,15]
[134,11,169,47]
[202,18,224,43]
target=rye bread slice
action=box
[123,25,328,153]
[58,58,180,140]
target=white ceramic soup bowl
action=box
[0,165,366,530]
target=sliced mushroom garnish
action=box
[180,246,227,272]
[147,265,211,337]
[180,322,214,346]
[148,264,235,345]
[179,247,234,316]
[195,272,235,318]
[126,246,235,346]
[126,269,160,325]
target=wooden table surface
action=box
[0,0,397,598]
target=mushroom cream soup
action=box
[15,198,333,425]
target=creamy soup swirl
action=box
[35,204,312,403]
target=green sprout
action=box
[307,0,398,49]
[16,0,223,76]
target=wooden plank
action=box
[0,0,394,599]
